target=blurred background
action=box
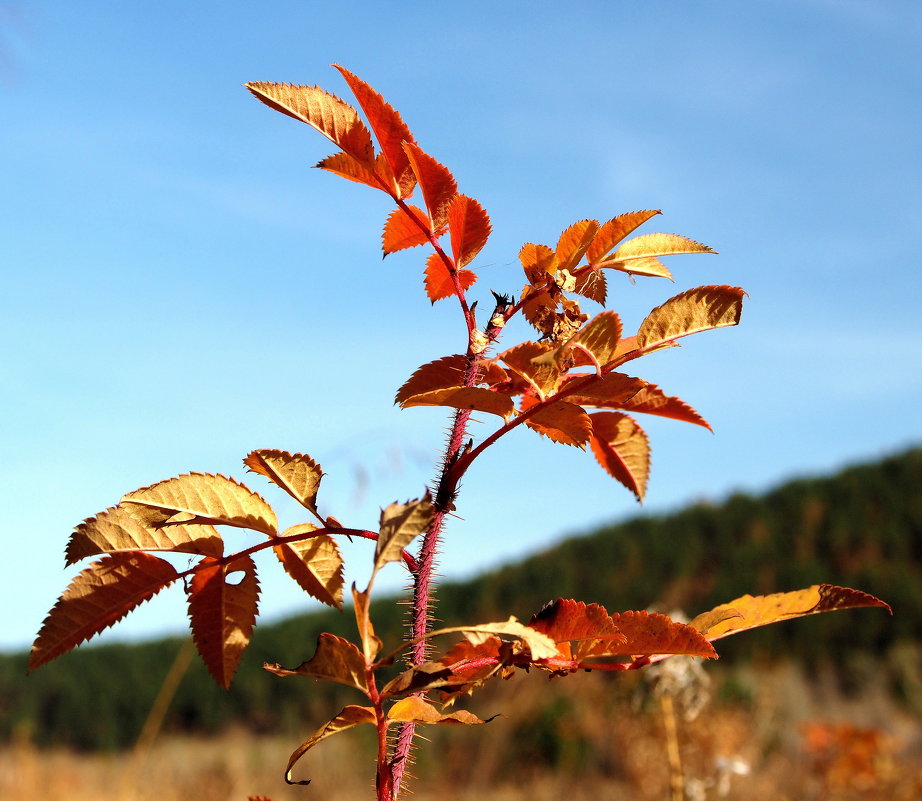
[2,1,920,798]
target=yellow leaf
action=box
[374,495,435,574]
[636,285,745,350]
[602,255,673,280]
[589,412,650,502]
[274,525,344,608]
[556,219,600,272]
[264,632,367,694]
[284,705,377,786]
[387,696,489,725]
[422,617,558,661]
[614,232,716,261]
[187,554,260,689]
[689,584,891,642]
[587,210,662,264]
[121,472,278,536]
[30,553,179,671]
[245,82,375,168]
[244,450,323,514]
[65,504,223,566]
[399,386,514,420]
[572,311,622,368]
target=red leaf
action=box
[403,142,458,231]
[314,152,381,190]
[382,205,431,254]
[423,252,477,303]
[447,194,491,268]
[556,219,600,273]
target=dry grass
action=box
[4,661,922,801]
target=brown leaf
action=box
[521,396,592,448]
[619,383,711,430]
[448,194,491,268]
[398,386,514,420]
[572,268,607,304]
[556,219,600,273]
[423,617,558,661]
[352,584,382,663]
[395,354,468,404]
[636,285,745,350]
[572,311,622,368]
[274,526,344,608]
[689,585,892,642]
[187,554,260,689]
[614,232,716,261]
[587,210,662,264]
[374,495,435,573]
[121,473,278,536]
[382,205,431,254]
[65,504,222,566]
[519,242,558,284]
[245,82,375,168]
[382,637,507,698]
[387,697,489,725]
[562,372,647,408]
[403,142,458,231]
[333,66,416,197]
[264,632,367,694]
[284,705,377,786]
[244,450,324,514]
[605,610,716,660]
[314,152,380,190]
[589,412,650,501]
[499,341,561,398]
[423,252,477,303]
[30,553,179,671]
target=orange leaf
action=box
[527,599,627,661]
[284,705,377,785]
[314,152,380,190]
[499,341,561,398]
[572,311,622,368]
[619,383,711,430]
[572,267,607,304]
[403,142,458,231]
[423,252,477,302]
[561,372,647,408]
[520,286,559,335]
[521,396,592,448]
[556,219,600,273]
[244,449,324,514]
[274,525,343,608]
[387,696,489,725]
[65,504,222,565]
[245,82,375,168]
[187,554,260,689]
[447,194,491,268]
[636,285,745,350]
[602,255,673,280]
[383,204,432,254]
[689,585,892,643]
[381,637,507,698]
[30,552,179,671]
[605,610,716,660]
[395,354,469,404]
[264,632,367,694]
[587,210,662,264]
[519,242,558,284]
[333,65,416,197]
[589,412,650,502]
[352,584,381,663]
[399,386,514,419]
[614,232,716,261]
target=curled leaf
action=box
[353,584,382,663]
[264,632,367,694]
[387,696,490,725]
[244,450,323,515]
[284,705,377,785]
[399,386,514,420]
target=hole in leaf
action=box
[225,571,246,586]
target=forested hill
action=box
[3,447,920,750]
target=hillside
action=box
[3,446,920,750]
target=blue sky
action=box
[2,0,920,651]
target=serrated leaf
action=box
[423,252,477,303]
[275,525,343,608]
[30,553,179,671]
[423,617,558,661]
[618,383,711,430]
[244,450,324,514]
[604,610,717,660]
[519,242,558,284]
[374,495,434,574]
[65,504,223,566]
[614,232,716,261]
[636,285,745,350]
[382,205,431,254]
[121,473,278,536]
[314,151,380,190]
[353,584,381,663]
[604,256,673,280]
[187,554,259,689]
[448,194,491,268]
[527,599,627,661]
[395,354,468,404]
[403,142,458,231]
[556,219,600,273]
[398,386,514,419]
[521,396,592,448]
[587,210,662,263]
[284,705,377,786]
[381,637,508,698]
[520,286,559,335]
[499,341,561,398]
[264,632,367,694]
[561,372,647,408]
[245,82,375,168]
[589,412,650,502]
[387,697,489,725]
[572,311,622,368]
[333,65,416,197]
[572,268,607,304]
[689,585,892,642]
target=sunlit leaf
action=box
[636,285,744,350]
[587,210,662,264]
[274,525,344,608]
[352,584,382,663]
[284,705,377,786]
[423,252,477,303]
[422,617,558,661]
[689,585,892,642]
[561,372,646,408]
[30,553,179,671]
[314,151,380,189]
[519,242,557,284]
[244,450,324,514]
[604,610,716,660]
[556,219,599,273]
[245,82,375,168]
[527,599,626,661]
[520,286,559,336]
[589,412,650,501]
[521,396,592,448]
[618,383,711,430]
[374,495,435,574]
[395,354,468,404]
[382,637,507,698]
[499,341,561,398]
[572,267,607,304]
[187,554,259,690]
[399,386,514,419]
[604,255,673,280]
[121,473,278,536]
[448,194,491,268]
[387,697,489,725]
[614,232,716,261]
[403,142,458,231]
[65,504,222,566]
[572,311,622,368]
[382,205,431,254]
[264,632,367,694]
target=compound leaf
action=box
[244,450,324,514]
[589,412,650,502]
[30,552,179,671]
[275,525,344,608]
[448,194,491,268]
[264,632,367,694]
[636,285,744,350]
[285,705,377,786]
